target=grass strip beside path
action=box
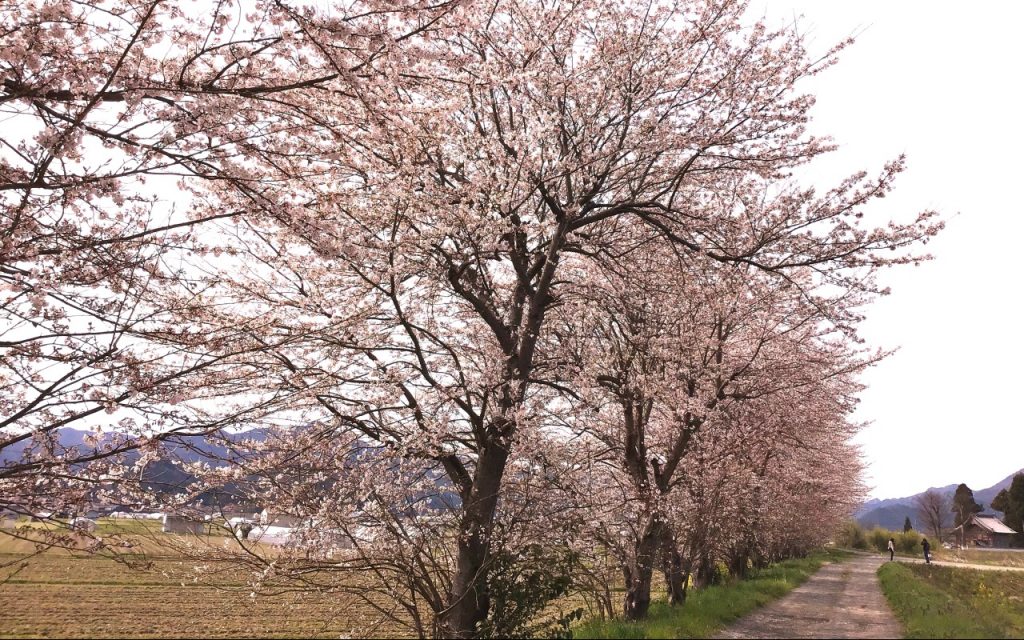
[878,562,1024,639]
[575,549,849,639]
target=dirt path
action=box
[716,555,902,639]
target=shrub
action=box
[868,527,890,553]
[836,521,868,550]
[478,543,583,639]
[896,529,922,553]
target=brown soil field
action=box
[0,528,411,639]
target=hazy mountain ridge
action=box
[4,429,1019,522]
[2,427,460,510]
[1,427,264,500]
[857,468,1024,530]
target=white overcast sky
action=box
[755,1,1024,499]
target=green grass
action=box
[878,562,1024,639]
[574,549,848,639]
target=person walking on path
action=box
[887,537,895,562]
[922,537,932,564]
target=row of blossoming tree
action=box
[2,0,940,637]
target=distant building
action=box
[954,514,1019,549]
[217,508,260,523]
[162,514,205,535]
[112,511,165,520]
[259,510,305,528]
[70,517,97,532]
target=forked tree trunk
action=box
[434,443,510,639]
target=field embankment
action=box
[932,548,1024,568]
[878,562,1024,639]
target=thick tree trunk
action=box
[658,526,688,606]
[753,549,769,570]
[663,546,688,606]
[727,550,749,579]
[623,518,664,620]
[691,552,716,589]
[623,562,654,621]
[435,443,510,639]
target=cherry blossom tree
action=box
[703,387,866,577]
[1,0,454,520]
[550,233,876,617]
[196,0,937,632]
[3,0,941,636]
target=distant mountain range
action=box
[857,468,1024,531]
[8,429,1018,523]
[2,427,459,510]
[1,427,265,505]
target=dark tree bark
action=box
[727,548,750,579]
[435,442,510,638]
[662,540,688,606]
[691,552,717,589]
[623,517,665,620]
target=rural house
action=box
[954,514,1019,549]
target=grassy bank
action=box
[574,549,848,639]
[878,562,1024,639]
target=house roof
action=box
[971,515,1019,535]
